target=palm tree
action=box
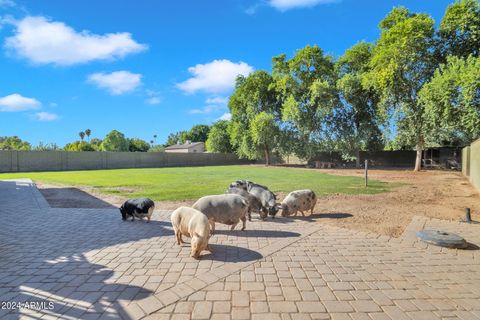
[153,134,157,144]
[85,129,91,142]
[79,131,85,141]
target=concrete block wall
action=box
[462,146,471,177]
[469,140,480,191]
[0,151,252,173]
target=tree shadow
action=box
[201,244,263,262]
[214,229,300,238]
[4,254,152,319]
[317,213,353,219]
[267,212,353,223]
[464,242,480,250]
[0,180,176,319]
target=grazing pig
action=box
[281,189,317,217]
[229,180,280,218]
[119,198,155,222]
[226,187,265,221]
[170,207,211,259]
[192,194,248,234]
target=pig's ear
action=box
[275,203,282,210]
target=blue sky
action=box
[0,0,453,146]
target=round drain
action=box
[416,229,468,249]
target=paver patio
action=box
[0,179,479,320]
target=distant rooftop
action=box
[165,141,204,150]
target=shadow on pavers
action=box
[215,229,300,238]
[203,244,263,262]
[0,190,175,319]
[3,254,152,320]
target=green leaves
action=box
[100,130,129,151]
[0,136,32,151]
[420,54,480,143]
[229,70,281,162]
[439,0,480,59]
[205,120,233,153]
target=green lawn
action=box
[0,165,394,201]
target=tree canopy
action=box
[206,120,233,153]
[0,136,31,150]
[100,130,129,151]
[420,54,480,145]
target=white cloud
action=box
[5,16,147,66]
[0,93,41,112]
[206,96,228,105]
[177,59,254,94]
[145,96,161,105]
[189,105,223,115]
[35,111,58,121]
[0,0,15,8]
[269,0,338,11]
[88,71,142,95]
[189,96,229,115]
[144,89,161,105]
[245,4,260,15]
[218,112,232,121]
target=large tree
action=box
[205,120,233,153]
[366,7,436,171]
[165,131,186,146]
[335,42,383,165]
[438,0,480,60]
[0,136,31,150]
[182,124,210,143]
[128,138,150,152]
[100,130,129,151]
[419,55,480,145]
[271,45,338,160]
[229,70,281,162]
[84,129,92,142]
[251,112,279,165]
[64,141,95,151]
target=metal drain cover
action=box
[417,230,468,249]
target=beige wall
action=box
[0,151,251,172]
[462,146,471,177]
[165,143,205,153]
[469,140,480,191]
[165,149,189,153]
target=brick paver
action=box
[1,179,479,320]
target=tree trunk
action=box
[414,142,423,172]
[355,149,361,168]
[264,145,270,166]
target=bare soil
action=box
[36,169,480,237]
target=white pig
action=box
[170,206,211,259]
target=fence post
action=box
[364,160,368,187]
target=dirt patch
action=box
[311,169,480,237]
[35,169,480,237]
[37,183,117,209]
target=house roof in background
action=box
[165,142,204,150]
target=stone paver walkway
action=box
[0,179,479,320]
